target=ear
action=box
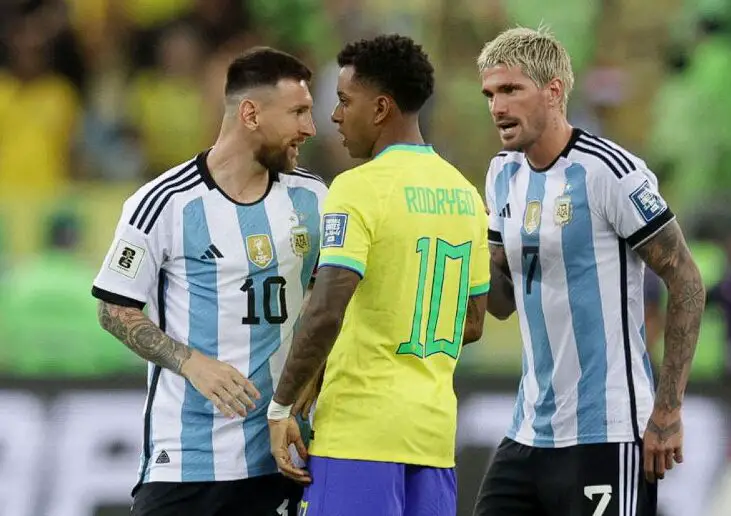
[373,95,392,125]
[239,98,259,130]
[546,78,564,110]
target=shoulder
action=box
[278,167,328,197]
[486,150,524,185]
[568,130,650,183]
[123,155,205,235]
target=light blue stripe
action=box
[508,352,529,440]
[287,187,321,292]
[640,324,654,384]
[182,198,216,481]
[494,162,521,235]
[562,164,608,444]
[521,171,556,446]
[237,204,280,476]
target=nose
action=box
[331,103,343,125]
[490,94,508,116]
[302,112,316,138]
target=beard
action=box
[255,142,294,173]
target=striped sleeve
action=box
[91,176,178,308]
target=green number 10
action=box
[397,237,472,359]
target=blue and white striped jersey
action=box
[485,128,673,448]
[92,151,327,484]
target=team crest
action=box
[290,225,310,257]
[246,234,273,269]
[554,195,573,226]
[523,200,542,234]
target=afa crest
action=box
[246,234,273,269]
[290,225,311,257]
[554,195,573,226]
[523,200,542,234]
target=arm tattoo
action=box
[635,220,705,413]
[97,301,192,373]
[486,244,516,319]
[274,267,360,405]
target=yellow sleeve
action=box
[469,196,491,296]
[319,172,379,278]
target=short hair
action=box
[477,27,574,111]
[225,47,312,96]
[337,34,434,113]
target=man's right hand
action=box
[180,349,261,418]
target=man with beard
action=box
[267,34,490,515]
[473,27,704,516]
[92,47,326,516]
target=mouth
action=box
[288,142,301,156]
[496,120,519,138]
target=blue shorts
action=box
[299,456,456,516]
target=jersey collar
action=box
[374,143,436,159]
[197,149,279,206]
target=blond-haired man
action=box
[476,27,704,516]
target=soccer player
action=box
[266,34,491,515]
[473,27,705,516]
[92,47,327,516]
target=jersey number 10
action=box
[397,237,472,359]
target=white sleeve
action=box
[485,158,503,245]
[92,193,169,308]
[599,167,675,250]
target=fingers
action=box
[231,371,261,400]
[210,394,238,419]
[217,387,248,418]
[275,453,312,484]
[674,445,683,464]
[294,433,309,461]
[643,441,656,483]
[664,449,674,472]
[654,450,666,481]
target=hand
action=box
[642,408,684,483]
[268,416,311,484]
[180,349,260,418]
[292,364,323,419]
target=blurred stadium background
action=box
[0,0,729,514]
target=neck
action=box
[370,114,425,158]
[207,124,270,203]
[525,115,574,170]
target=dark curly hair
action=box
[337,34,434,113]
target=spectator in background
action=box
[126,21,209,177]
[707,234,731,378]
[0,4,81,198]
[0,211,141,376]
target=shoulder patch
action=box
[629,180,667,222]
[322,213,348,248]
[108,239,146,279]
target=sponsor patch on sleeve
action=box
[108,239,146,279]
[629,180,667,222]
[321,213,348,248]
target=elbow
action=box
[463,322,484,344]
[486,302,513,321]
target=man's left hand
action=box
[642,408,684,483]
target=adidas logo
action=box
[200,244,224,260]
[155,450,170,464]
[499,203,512,218]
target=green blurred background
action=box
[0,0,730,387]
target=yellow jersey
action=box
[311,144,490,468]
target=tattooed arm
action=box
[634,219,705,482]
[97,301,259,418]
[486,244,516,320]
[97,301,191,372]
[273,266,360,406]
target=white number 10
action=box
[584,484,612,516]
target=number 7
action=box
[584,484,612,516]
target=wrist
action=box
[267,399,293,421]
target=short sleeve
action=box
[91,194,168,309]
[470,200,491,296]
[601,168,675,250]
[318,173,378,278]
[485,158,503,246]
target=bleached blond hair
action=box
[477,26,574,112]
